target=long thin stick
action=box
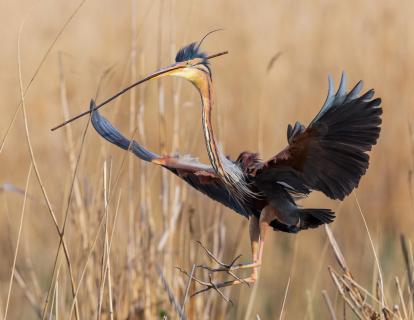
[50,51,228,131]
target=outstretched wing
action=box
[90,100,257,217]
[256,73,382,200]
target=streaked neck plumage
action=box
[188,68,253,200]
[197,74,225,178]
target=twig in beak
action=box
[50,50,228,131]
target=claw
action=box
[177,241,260,302]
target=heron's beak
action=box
[143,62,188,82]
[143,60,206,85]
[50,51,227,131]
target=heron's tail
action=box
[298,208,335,230]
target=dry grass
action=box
[0,0,413,319]
[325,226,414,320]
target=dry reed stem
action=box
[54,278,58,320]
[17,22,80,320]
[156,264,187,320]
[278,276,291,320]
[401,235,414,310]
[158,186,183,251]
[322,290,337,320]
[97,160,110,320]
[325,224,405,320]
[328,268,368,319]
[325,225,348,272]
[68,128,140,319]
[99,186,122,312]
[181,264,196,316]
[127,4,138,317]
[244,265,259,320]
[22,228,43,304]
[353,191,385,311]
[58,53,99,312]
[3,164,31,320]
[0,0,86,154]
[41,113,88,318]
[58,53,89,249]
[395,277,408,319]
[342,274,384,307]
[13,269,42,318]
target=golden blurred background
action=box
[0,0,413,319]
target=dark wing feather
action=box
[90,101,157,162]
[90,100,257,217]
[257,73,382,200]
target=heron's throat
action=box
[197,77,246,191]
[195,74,255,202]
[198,78,225,178]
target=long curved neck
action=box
[191,72,255,203]
[197,77,227,179]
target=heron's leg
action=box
[238,206,272,279]
[196,207,274,274]
[195,215,261,273]
[179,227,258,299]
[258,205,273,261]
[185,207,275,297]
[249,215,260,261]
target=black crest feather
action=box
[175,42,208,63]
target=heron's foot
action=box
[175,241,260,302]
[176,268,258,302]
[194,240,261,272]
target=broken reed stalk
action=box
[325,225,407,320]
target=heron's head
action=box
[145,42,212,87]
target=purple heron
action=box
[90,41,382,289]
